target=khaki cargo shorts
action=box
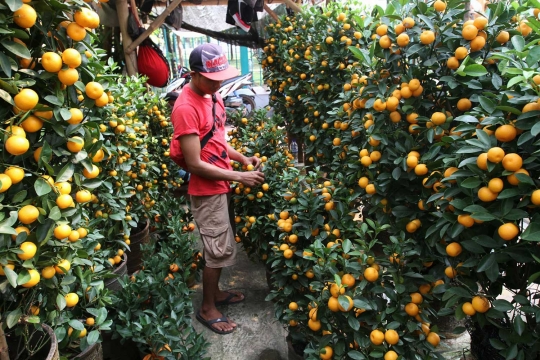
[190,193,237,268]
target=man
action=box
[170,43,264,335]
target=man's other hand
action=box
[240,170,265,187]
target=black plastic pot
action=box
[104,253,127,292]
[126,220,150,274]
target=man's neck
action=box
[189,83,212,98]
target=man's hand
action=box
[242,155,262,170]
[240,170,265,187]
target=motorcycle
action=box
[218,73,257,117]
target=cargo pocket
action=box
[199,224,233,259]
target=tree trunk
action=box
[0,323,11,360]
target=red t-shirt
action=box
[171,86,232,196]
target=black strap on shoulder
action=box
[200,94,217,150]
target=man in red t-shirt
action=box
[171,43,264,335]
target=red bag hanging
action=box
[137,43,170,87]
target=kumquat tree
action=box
[258,0,540,358]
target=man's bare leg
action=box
[199,266,237,331]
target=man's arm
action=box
[180,134,264,187]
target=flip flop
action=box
[196,311,235,335]
[215,290,245,306]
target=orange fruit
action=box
[376,24,388,36]
[447,57,459,69]
[410,292,423,304]
[487,147,505,163]
[470,36,486,52]
[477,152,488,170]
[445,266,457,279]
[0,174,12,193]
[403,17,415,28]
[507,168,529,185]
[66,22,87,41]
[339,295,353,312]
[498,223,519,240]
[75,190,92,203]
[462,24,478,40]
[67,108,84,125]
[471,295,490,313]
[83,164,100,179]
[308,319,321,331]
[430,112,446,125]
[462,302,476,316]
[14,4,37,28]
[495,124,517,142]
[426,332,440,347]
[62,48,82,68]
[496,31,510,44]
[364,267,379,282]
[55,259,71,274]
[420,30,435,44]
[65,293,79,307]
[56,194,74,209]
[473,17,488,30]
[21,269,40,288]
[41,52,63,72]
[502,153,522,171]
[320,346,333,360]
[477,187,498,202]
[342,274,356,288]
[434,0,446,11]
[406,156,418,168]
[18,241,37,260]
[414,164,428,176]
[20,115,43,132]
[58,68,79,86]
[54,224,72,239]
[457,98,472,111]
[531,189,540,205]
[405,302,419,316]
[67,136,84,152]
[14,88,39,111]
[397,33,410,47]
[370,329,385,345]
[85,81,104,100]
[455,46,468,60]
[446,242,462,257]
[488,178,504,193]
[358,177,369,188]
[379,35,391,49]
[457,214,474,228]
[18,205,39,224]
[41,266,56,279]
[68,230,80,242]
[385,329,399,345]
[5,166,25,184]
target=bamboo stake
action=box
[264,4,279,21]
[125,0,183,55]
[116,0,138,76]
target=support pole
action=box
[264,4,280,22]
[240,46,249,75]
[116,0,138,76]
[125,0,183,55]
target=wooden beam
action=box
[126,0,183,55]
[264,4,279,21]
[116,0,138,76]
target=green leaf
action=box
[526,46,540,66]
[514,315,526,336]
[5,0,22,11]
[462,64,488,77]
[522,221,540,241]
[2,40,31,59]
[347,314,360,330]
[477,253,496,272]
[4,266,18,288]
[48,207,61,221]
[460,177,482,188]
[0,52,12,77]
[87,330,99,345]
[512,35,525,51]
[348,351,366,360]
[0,89,14,105]
[6,309,22,328]
[497,188,522,199]
[57,293,66,311]
[492,299,513,312]
[478,96,496,114]
[56,163,75,183]
[530,122,540,138]
[44,95,63,106]
[69,319,84,330]
[34,177,52,196]
[96,307,107,324]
